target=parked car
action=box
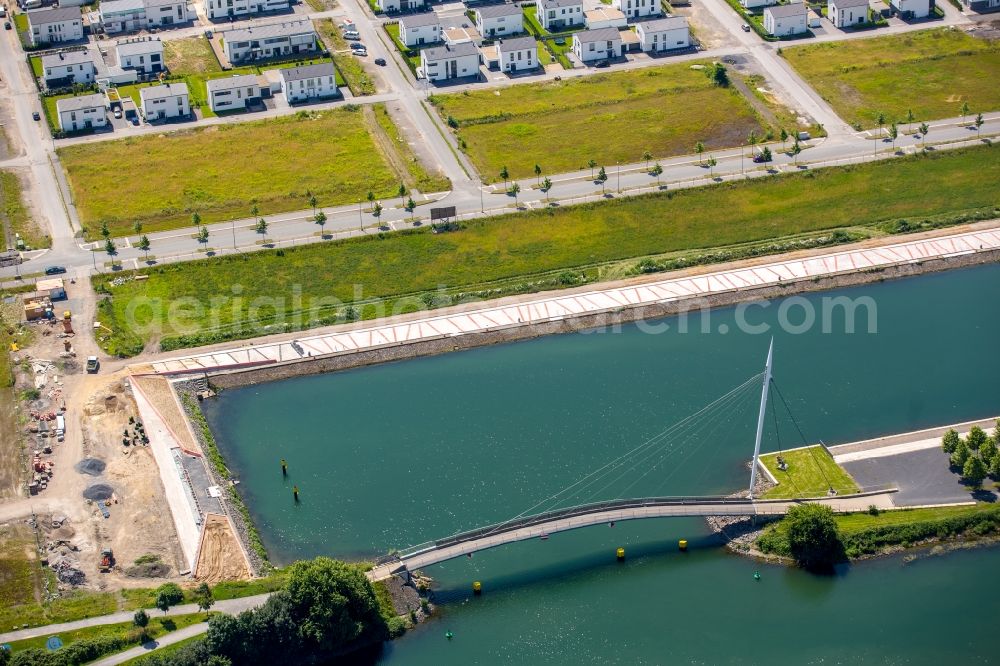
[86,356,100,373]
[741,23,751,32]
[3,21,11,30]
[349,41,363,49]
[343,30,360,39]
[32,111,40,121]
[352,48,367,57]
[553,37,565,45]
[44,265,67,275]
[594,60,610,68]
[113,108,122,119]
[374,57,386,66]
[204,29,213,38]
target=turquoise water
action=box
[204,264,1000,664]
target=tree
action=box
[100,221,111,240]
[905,108,915,132]
[596,166,607,194]
[314,211,327,237]
[499,166,509,190]
[642,151,652,171]
[397,183,407,208]
[197,225,209,249]
[874,111,886,155]
[888,123,898,152]
[994,419,1000,446]
[138,235,151,262]
[779,129,788,151]
[588,159,597,179]
[707,155,717,177]
[919,122,929,148]
[405,196,416,213]
[975,112,984,138]
[650,162,663,186]
[255,217,268,244]
[791,141,802,165]
[372,201,383,227]
[250,204,260,219]
[963,455,987,489]
[133,221,143,235]
[191,212,201,228]
[942,428,961,454]
[991,452,1000,480]
[967,426,987,451]
[541,176,552,202]
[308,194,317,216]
[155,582,183,615]
[760,146,772,163]
[980,437,998,468]
[950,440,971,469]
[784,504,843,571]
[694,141,705,164]
[104,239,118,269]
[960,101,970,124]
[133,608,149,628]
[711,62,729,87]
[366,190,375,211]
[534,163,542,187]
[195,582,215,612]
[509,182,521,206]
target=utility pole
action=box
[748,338,774,499]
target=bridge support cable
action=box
[770,378,834,492]
[471,372,765,540]
[748,339,774,499]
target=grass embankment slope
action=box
[758,504,1000,559]
[59,106,446,238]
[91,144,1000,355]
[783,28,1000,129]
[760,446,860,499]
[432,62,767,180]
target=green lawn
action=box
[164,36,223,75]
[122,635,204,665]
[833,504,990,535]
[783,28,1000,129]
[59,105,443,237]
[316,19,375,95]
[431,62,767,180]
[759,446,860,499]
[6,612,211,655]
[0,170,49,249]
[29,55,43,78]
[90,144,1000,354]
[13,12,28,34]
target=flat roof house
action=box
[572,27,622,63]
[740,0,776,10]
[763,3,807,36]
[280,62,338,103]
[474,4,524,38]
[202,0,291,20]
[99,0,145,33]
[27,7,83,47]
[635,16,689,52]
[116,37,165,74]
[537,0,583,32]
[890,0,930,17]
[143,0,190,28]
[206,74,261,112]
[420,41,480,82]
[399,13,442,47]
[375,0,425,12]
[585,7,626,29]
[140,82,190,120]
[612,0,662,19]
[223,20,317,63]
[962,0,1000,12]
[496,36,537,73]
[829,0,869,26]
[41,50,96,87]
[56,94,107,133]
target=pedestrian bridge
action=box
[366,488,896,582]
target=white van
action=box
[56,414,65,440]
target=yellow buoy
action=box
[679,540,688,551]
[616,547,625,561]
[472,581,482,595]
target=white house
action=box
[375,0,425,12]
[829,0,869,26]
[537,0,583,32]
[584,7,626,29]
[398,13,442,47]
[962,0,1000,12]
[496,35,536,73]
[740,0,776,10]
[420,41,480,81]
[202,0,291,21]
[56,94,107,132]
[206,74,261,112]
[99,0,144,33]
[612,0,662,19]
[763,3,807,35]
[280,62,338,102]
[572,27,622,63]
[27,7,83,46]
[474,4,524,38]
[116,37,165,74]
[890,0,930,17]
[143,0,189,28]
[223,20,317,63]
[635,16,689,52]
[140,82,190,120]
[41,50,96,86]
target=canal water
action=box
[204,264,1000,664]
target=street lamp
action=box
[480,184,484,213]
[740,144,745,175]
[231,217,237,250]
[616,161,620,193]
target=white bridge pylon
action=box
[748,338,774,499]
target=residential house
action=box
[223,20,317,63]
[584,7,626,29]
[56,94,107,132]
[116,37,165,74]
[399,13,442,47]
[206,75,262,112]
[890,0,931,17]
[635,16,689,52]
[740,0,776,10]
[572,27,622,62]
[375,0,425,12]
[536,0,583,32]
[143,0,189,28]
[612,0,661,19]
[99,0,146,33]
[420,41,480,81]
[140,82,190,120]
[202,0,291,21]
[27,7,83,46]
[763,3,807,35]
[962,0,999,12]
[495,35,536,73]
[444,25,481,43]
[41,50,96,86]
[474,4,524,38]
[280,62,338,102]
[829,0,869,26]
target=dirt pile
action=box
[75,458,106,476]
[82,483,115,501]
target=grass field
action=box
[759,446,860,499]
[431,62,767,180]
[59,105,442,237]
[6,612,211,655]
[316,19,376,95]
[0,170,49,249]
[164,36,222,75]
[90,144,1000,354]
[783,29,1000,129]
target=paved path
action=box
[144,225,1000,375]
[90,622,208,666]
[830,417,999,464]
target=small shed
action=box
[36,278,67,300]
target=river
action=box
[203,263,1000,664]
